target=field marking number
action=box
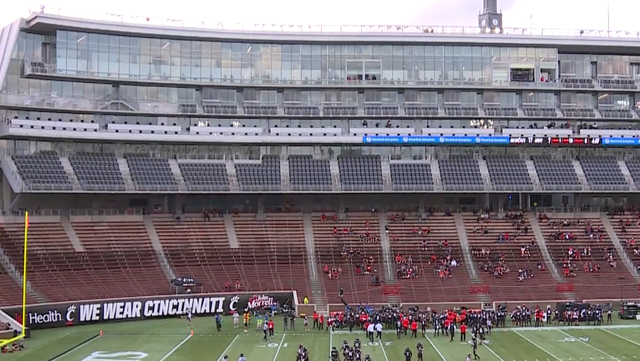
[259,343,289,348]
[559,337,589,342]
[366,342,393,346]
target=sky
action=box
[0,0,639,34]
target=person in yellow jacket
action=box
[303,296,309,304]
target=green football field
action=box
[5,317,640,361]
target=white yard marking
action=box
[216,334,239,361]
[484,342,506,361]
[557,330,618,361]
[513,330,562,361]
[423,334,447,361]
[272,334,287,361]
[159,334,192,361]
[50,335,101,361]
[601,329,640,347]
[378,338,391,361]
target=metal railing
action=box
[29,6,640,39]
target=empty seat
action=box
[69,153,126,191]
[288,155,332,192]
[12,151,72,191]
[124,154,178,191]
[532,157,581,191]
[579,157,628,191]
[438,157,484,191]
[389,163,434,191]
[338,155,383,191]
[179,163,230,192]
[485,157,534,191]
[235,155,281,192]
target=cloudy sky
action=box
[0,0,637,33]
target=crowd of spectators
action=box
[321,213,379,280]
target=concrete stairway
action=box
[61,214,85,252]
[527,213,578,300]
[379,213,400,304]
[601,216,640,283]
[303,213,327,311]
[454,213,491,303]
[143,215,176,281]
[0,246,48,303]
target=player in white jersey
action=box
[239,353,247,361]
[186,308,192,329]
[233,312,240,328]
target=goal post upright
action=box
[0,211,28,348]
[21,211,29,338]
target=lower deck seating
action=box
[0,269,31,306]
[233,214,311,297]
[0,219,166,302]
[71,220,168,298]
[153,214,232,292]
[463,213,555,301]
[313,212,384,304]
[538,216,633,299]
[608,215,640,277]
[386,213,472,303]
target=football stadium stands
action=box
[387,214,471,302]
[5,8,640,314]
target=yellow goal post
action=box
[0,211,29,348]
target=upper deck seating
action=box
[12,151,72,191]
[625,159,640,188]
[439,156,484,191]
[124,154,178,191]
[288,155,332,192]
[338,155,384,192]
[69,153,126,191]
[313,212,384,304]
[532,157,581,191]
[578,157,628,191]
[389,163,434,191]
[178,163,230,192]
[386,213,472,302]
[485,157,533,191]
[235,155,281,192]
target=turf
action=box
[5,317,640,361]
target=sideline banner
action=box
[2,292,294,330]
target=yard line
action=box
[378,339,391,361]
[158,334,192,361]
[329,327,334,354]
[50,334,101,361]
[513,330,561,361]
[217,334,239,361]
[556,330,619,361]
[272,334,287,361]
[423,334,447,361]
[483,342,506,361]
[601,329,640,347]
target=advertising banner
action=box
[2,292,294,330]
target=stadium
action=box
[0,0,640,360]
